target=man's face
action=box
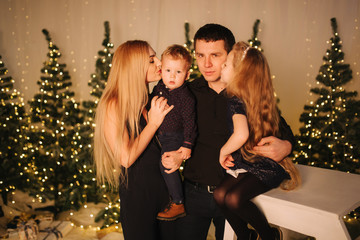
[195,40,228,83]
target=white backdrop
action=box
[1,0,359,133]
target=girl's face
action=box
[221,51,235,84]
[146,47,162,83]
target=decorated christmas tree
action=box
[66,21,119,227]
[69,21,114,214]
[0,55,27,205]
[294,18,360,174]
[248,19,263,52]
[184,22,201,81]
[24,29,82,213]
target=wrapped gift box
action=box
[35,211,54,230]
[18,219,38,240]
[6,219,39,240]
[38,221,73,240]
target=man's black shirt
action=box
[183,77,295,186]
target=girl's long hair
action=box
[227,41,300,190]
[227,42,279,162]
[94,40,150,189]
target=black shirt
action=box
[183,77,230,186]
[183,77,295,186]
[152,80,197,149]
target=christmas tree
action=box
[184,22,201,81]
[69,21,114,213]
[24,29,82,213]
[85,21,113,102]
[0,55,27,205]
[248,19,263,52]
[294,18,360,174]
[66,21,119,227]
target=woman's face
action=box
[146,47,162,83]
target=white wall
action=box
[1,0,359,133]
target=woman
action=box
[94,40,174,239]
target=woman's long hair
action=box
[94,40,150,189]
[227,41,300,190]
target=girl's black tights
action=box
[213,172,275,240]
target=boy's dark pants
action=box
[158,132,184,203]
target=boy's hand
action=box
[178,147,191,160]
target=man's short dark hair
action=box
[194,23,236,53]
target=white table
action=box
[224,164,360,240]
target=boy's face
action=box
[195,40,228,83]
[161,56,190,90]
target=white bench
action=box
[223,164,360,240]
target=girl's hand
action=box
[148,96,174,128]
[219,153,234,170]
[224,155,235,168]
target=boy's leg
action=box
[158,134,186,220]
[160,162,184,203]
[158,133,185,203]
[158,161,186,221]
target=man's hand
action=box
[161,150,184,174]
[253,136,292,162]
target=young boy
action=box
[152,44,197,221]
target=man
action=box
[162,23,294,240]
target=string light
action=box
[294,18,359,174]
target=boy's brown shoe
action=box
[157,202,186,221]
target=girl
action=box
[213,41,300,240]
[94,40,174,239]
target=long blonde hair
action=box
[94,40,150,189]
[227,41,300,190]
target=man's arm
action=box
[253,116,295,162]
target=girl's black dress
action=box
[119,116,170,240]
[227,97,290,188]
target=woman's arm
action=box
[219,114,249,169]
[105,96,173,168]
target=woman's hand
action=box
[147,96,174,128]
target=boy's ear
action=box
[186,71,190,80]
